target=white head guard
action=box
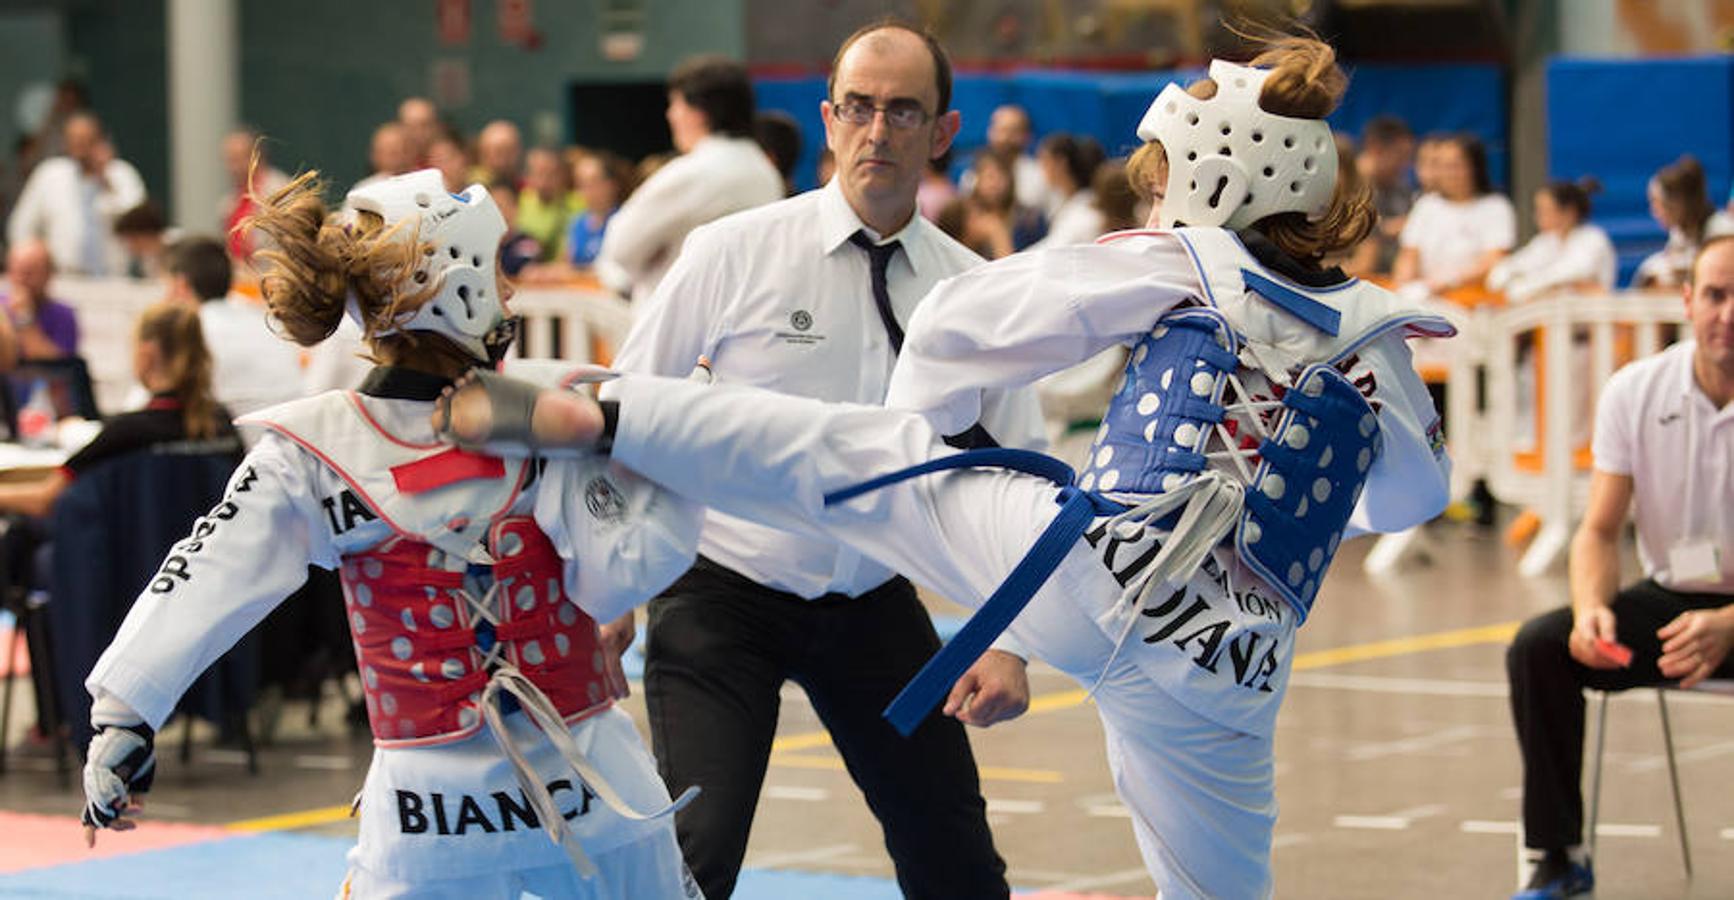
[1137,59,1337,230]
[345,169,511,362]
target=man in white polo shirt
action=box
[1506,234,1734,900]
[605,20,1043,900]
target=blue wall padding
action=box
[756,62,1506,195]
[1332,63,1509,186]
[1547,55,1734,285]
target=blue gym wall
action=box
[1547,55,1734,285]
[757,62,1509,198]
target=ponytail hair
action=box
[135,303,218,440]
[1543,176,1600,223]
[1245,37,1374,263]
[1654,155,1714,245]
[241,171,434,353]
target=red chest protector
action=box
[343,515,615,747]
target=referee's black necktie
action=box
[849,230,904,353]
[849,230,997,451]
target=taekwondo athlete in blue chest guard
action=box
[433,34,1456,900]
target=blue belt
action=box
[824,448,1125,737]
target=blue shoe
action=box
[1512,852,1593,899]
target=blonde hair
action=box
[1125,36,1375,264]
[136,303,218,440]
[241,171,441,364]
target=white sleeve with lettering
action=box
[887,235,1201,436]
[1345,331,1451,535]
[85,434,335,729]
[534,454,703,624]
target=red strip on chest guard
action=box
[390,447,507,494]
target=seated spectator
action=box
[470,119,523,188]
[426,129,470,194]
[1029,133,1105,248]
[351,122,413,192]
[3,239,76,359]
[565,150,635,267]
[1413,132,1445,195]
[0,302,239,517]
[916,150,956,222]
[489,180,541,277]
[165,236,303,419]
[1091,159,1139,234]
[1394,133,1515,294]
[1355,116,1417,275]
[423,129,471,194]
[1634,155,1734,289]
[1489,179,1617,302]
[1505,236,1734,900]
[396,96,440,167]
[754,111,802,197]
[816,148,836,186]
[960,104,1054,216]
[114,202,173,279]
[219,127,289,261]
[517,147,582,262]
[956,149,1047,258]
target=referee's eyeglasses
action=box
[831,98,933,131]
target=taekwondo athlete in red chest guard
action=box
[78,168,706,900]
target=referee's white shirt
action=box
[610,178,1047,599]
[1592,340,1734,592]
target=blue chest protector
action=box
[843,264,1392,735]
[1077,303,1380,622]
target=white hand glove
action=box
[82,723,156,832]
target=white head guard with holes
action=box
[1137,60,1337,230]
[345,169,510,362]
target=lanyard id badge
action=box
[1669,539,1723,586]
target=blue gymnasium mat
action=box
[0,833,910,899]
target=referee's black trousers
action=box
[1506,579,1734,851]
[645,556,1010,900]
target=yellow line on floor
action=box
[229,804,353,832]
[225,620,1521,832]
[1291,620,1520,671]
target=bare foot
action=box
[434,371,605,452]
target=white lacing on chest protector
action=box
[1086,355,1290,695]
[444,573,697,879]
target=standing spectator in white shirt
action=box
[6,113,145,275]
[1394,133,1516,293]
[1505,235,1734,900]
[604,21,1041,900]
[1028,133,1106,249]
[164,237,303,420]
[1490,178,1617,302]
[593,56,783,303]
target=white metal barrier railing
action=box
[1368,288,1686,577]
[48,275,633,415]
